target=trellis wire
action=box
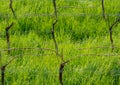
[0,0,120,85]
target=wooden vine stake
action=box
[0,52,2,68]
[59,50,70,85]
[0,57,16,85]
[101,0,120,51]
[10,0,16,19]
[0,52,3,85]
[59,60,70,85]
[101,0,106,20]
[1,66,5,85]
[109,18,120,51]
[5,22,14,54]
[58,52,77,85]
[52,0,59,55]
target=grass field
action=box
[0,0,120,85]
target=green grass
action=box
[0,0,120,85]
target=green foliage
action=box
[0,0,120,85]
